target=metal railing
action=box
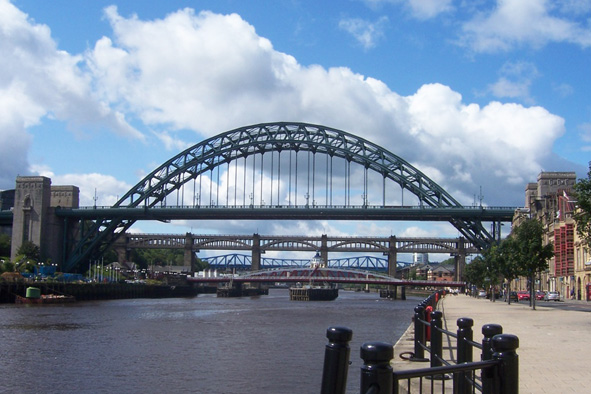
[321,292,519,394]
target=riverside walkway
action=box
[391,294,591,393]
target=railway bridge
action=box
[116,233,480,279]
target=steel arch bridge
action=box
[62,122,512,272]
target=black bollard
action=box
[411,305,427,361]
[321,326,353,394]
[481,324,503,394]
[492,334,519,394]
[360,342,393,394]
[455,318,474,394]
[430,311,443,368]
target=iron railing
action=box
[321,292,519,394]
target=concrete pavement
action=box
[391,294,591,393]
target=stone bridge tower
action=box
[10,176,79,269]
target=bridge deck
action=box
[55,205,516,222]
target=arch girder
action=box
[64,122,493,272]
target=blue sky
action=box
[2,0,591,258]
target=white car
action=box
[544,291,560,301]
[478,289,486,298]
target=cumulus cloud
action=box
[0,0,142,188]
[2,0,573,218]
[459,0,591,52]
[80,6,568,208]
[34,168,132,207]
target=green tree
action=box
[0,233,10,258]
[487,240,520,304]
[572,166,591,249]
[16,241,40,262]
[510,218,554,309]
[464,256,487,292]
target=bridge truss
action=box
[60,122,515,272]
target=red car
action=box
[535,291,545,300]
[517,291,530,301]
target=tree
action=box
[0,233,10,258]
[572,166,591,249]
[464,256,487,292]
[510,219,554,309]
[16,241,40,262]
[488,239,520,304]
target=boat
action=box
[289,285,338,301]
[288,252,339,301]
[15,287,76,304]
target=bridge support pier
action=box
[184,232,196,273]
[387,236,397,278]
[321,235,328,264]
[454,237,466,282]
[251,233,261,271]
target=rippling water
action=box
[0,289,417,394]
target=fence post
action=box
[492,334,519,394]
[360,342,393,394]
[411,305,428,361]
[430,310,443,368]
[321,326,353,394]
[481,324,503,394]
[455,317,474,394]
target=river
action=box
[0,289,417,394]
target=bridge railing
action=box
[321,292,519,394]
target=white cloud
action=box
[459,0,591,52]
[487,61,539,103]
[81,7,568,207]
[338,16,389,49]
[1,2,571,212]
[0,0,143,187]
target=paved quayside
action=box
[391,294,591,393]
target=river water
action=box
[0,289,417,394]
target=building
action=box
[413,252,429,264]
[9,176,79,268]
[514,171,579,296]
[428,265,455,282]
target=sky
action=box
[1,0,591,260]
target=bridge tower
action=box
[10,176,79,269]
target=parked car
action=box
[517,291,530,301]
[535,291,545,300]
[478,289,487,298]
[545,291,560,301]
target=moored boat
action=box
[15,287,76,304]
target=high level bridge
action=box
[116,233,480,278]
[5,122,517,273]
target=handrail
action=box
[320,291,519,394]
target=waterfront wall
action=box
[0,282,199,303]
